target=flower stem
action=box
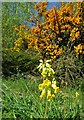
[44,99,48,118]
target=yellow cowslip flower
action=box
[52,84,56,89]
[41,67,47,77]
[43,79,51,87]
[47,95,52,101]
[54,87,60,93]
[38,83,44,91]
[52,80,56,85]
[76,92,79,97]
[52,80,56,89]
[40,89,46,98]
[52,94,55,98]
[47,90,52,101]
[47,90,55,101]
[41,71,46,78]
[49,68,55,75]
[46,63,51,68]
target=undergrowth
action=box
[2,77,84,119]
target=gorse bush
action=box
[13,2,84,60]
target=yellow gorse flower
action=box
[74,44,84,54]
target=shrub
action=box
[2,48,40,77]
[52,50,84,87]
[13,2,84,60]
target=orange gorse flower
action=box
[74,44,84,54]
[13,2,83,56]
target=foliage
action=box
[2,77,83,119]
[13,2,84,60]
[2,2,35,48]
[2,48,40,77]
[12,25,31,52]
[52,50,84,87]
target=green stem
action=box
[44,99,48,118]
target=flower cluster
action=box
[13,25,30,52]
[39,79,60,101]
[74,44,84,54]
[38,59,60,101]
[37,59,55,78]
[34,2,47,14]
[70,28,80,42]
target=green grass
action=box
[1,76,84,119]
